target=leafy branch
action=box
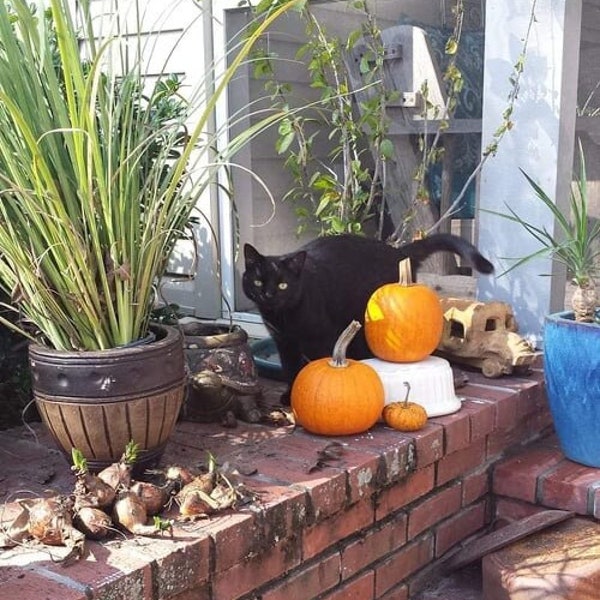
[430,0,538,232]
[251,0,393,237]
[249,0,537,250]
[389,0,466,244]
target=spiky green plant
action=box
[492,141,600,322]
[0,0,303,350]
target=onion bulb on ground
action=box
[73,506,113,540]
[27,496,75,546]
[164,465,195,487]
[175,471,218,517]
[25,496,85,559]
[113,491,171,536]
[98,440,139,491]
[71,449,116,510]
[130,481,168,516]
[112,491,149,534]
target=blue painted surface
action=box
[250,337,285,381]
[544,312,600,467]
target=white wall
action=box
[477,0,582,343]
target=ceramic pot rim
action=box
[28,322,180,359]
[28,322,185,397]
[183,324,248,349]
[545,311,599,328]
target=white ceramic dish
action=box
[362,355,462,417]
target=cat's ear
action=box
[243,243,262,267]
[283,251,307,276]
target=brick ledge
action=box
[1,367,551,600]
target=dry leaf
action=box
[306,441,345,473]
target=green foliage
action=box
[490,141,600,288]
[389,0,465,243]
[0,0,301,350]
[123,440,140,465]
[252,0,392,237]
[252,0,475,242]
[71,448,89,474]
[250,0,537,244]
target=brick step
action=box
[417,437,600,600]
[492,435,600,519]
[0,368,554,600]
[414,510,576,600]
[478,438,600,599]
[482,517,600,600]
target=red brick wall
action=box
[1,368,552,600]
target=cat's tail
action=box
[403,233,494,274]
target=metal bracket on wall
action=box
[387,91,421,108]
[382,42,402,61]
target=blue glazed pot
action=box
[544,311,600,467]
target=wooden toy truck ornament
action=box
[436,298,539,378]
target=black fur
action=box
[243,234,493,395]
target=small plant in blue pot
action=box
[495,141,600,467]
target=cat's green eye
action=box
[278,282,288,290]
[254,279,263,287]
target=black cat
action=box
[243,234,494,399]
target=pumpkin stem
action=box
[329,320,361,368]
[398,259,413,286]
[403,381,411,407]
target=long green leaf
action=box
[489,140,597,286]
[0,0,303,349]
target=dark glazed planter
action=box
[544,311,600,467]
[29,323,185,472]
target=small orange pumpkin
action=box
[291,320,384,436]
[364,258,443,362]
[382,382,428,432]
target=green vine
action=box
[249,0,535,245]
[432,0,537,230]
[390,0,466,244]
[251,0,393,237]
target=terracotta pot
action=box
[29,323,185,472]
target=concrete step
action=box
[482,517,600,600]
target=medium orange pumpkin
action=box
[364,258,443,362]
[291,320,384,436]
[382,382,428,432]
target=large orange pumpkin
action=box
[291,321,384,436]
[364,258,443,362]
